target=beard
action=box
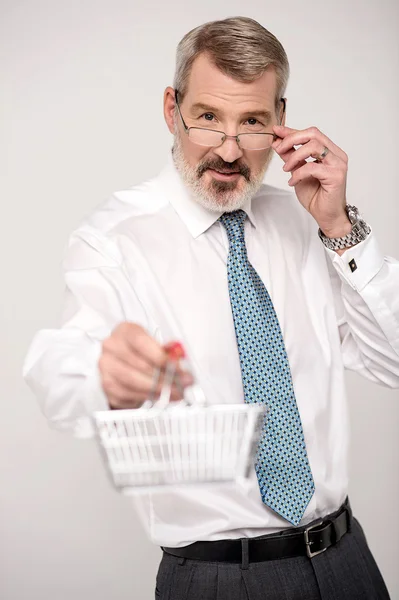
[171,129,274,213]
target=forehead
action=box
[184,52,278,112]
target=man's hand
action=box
[99,323,194,409]
[272,125,352,238]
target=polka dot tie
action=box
[219,210,315,526]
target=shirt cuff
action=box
[323,228,384,291]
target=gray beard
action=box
[171,131,272,213]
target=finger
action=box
[102,337,193,390]
[272,125,299,143]
[102,337,155,375]
[153,367,193,396]
[102,354,173,397]
[101,355,156,393]
[104,372,186,409]
[103,375,148,408]
[102,354,193,396]
[272,142,307,172]
[282,141,342,173]
[273,126,347,163]
[287,161,330,187]
[116,323,167,369]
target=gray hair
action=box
[173,16,290,116]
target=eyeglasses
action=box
[174,89,286,151]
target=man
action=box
[23,16,398,600]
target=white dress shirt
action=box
[23,153,399,547]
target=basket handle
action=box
[145,342,206,409]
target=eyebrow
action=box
[190,102,273,123]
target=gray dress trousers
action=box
[154,514,390,599]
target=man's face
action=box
[166,53,284,212]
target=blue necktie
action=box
[219,210,315,526]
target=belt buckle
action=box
[304,520,327,559]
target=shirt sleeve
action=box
[324,229,399,388]
[22,227,152,438]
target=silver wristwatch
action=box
[318,204,371,251]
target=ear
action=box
[163,87,176,134]
[279,98,287,127]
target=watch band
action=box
[318,204,371,251]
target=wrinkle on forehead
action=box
[184,53,278,113]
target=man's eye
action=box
[201,113,215,121]
[247,118,261,126]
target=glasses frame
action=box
[174,89,286,151]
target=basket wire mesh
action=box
[93,342,267,494]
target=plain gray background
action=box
[1,0,398,598]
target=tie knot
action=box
[218,210,247,243]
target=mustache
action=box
[197,160,251,182]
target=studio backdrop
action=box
[1,0,398,598]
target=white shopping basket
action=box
[92,342,267,495]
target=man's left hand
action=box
[272,125,352,238]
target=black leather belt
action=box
[163,496,352,563]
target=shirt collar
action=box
[154,152,258,239]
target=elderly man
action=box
[24,16,397,600]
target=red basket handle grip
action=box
[163,341,186,361]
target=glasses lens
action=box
[238,134,274,150]
[188,128,224,147]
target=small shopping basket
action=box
[92,342,267,495]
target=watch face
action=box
[346,206,359,225]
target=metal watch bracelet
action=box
[318,204,371,251]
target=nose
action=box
[212,136,244,164]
